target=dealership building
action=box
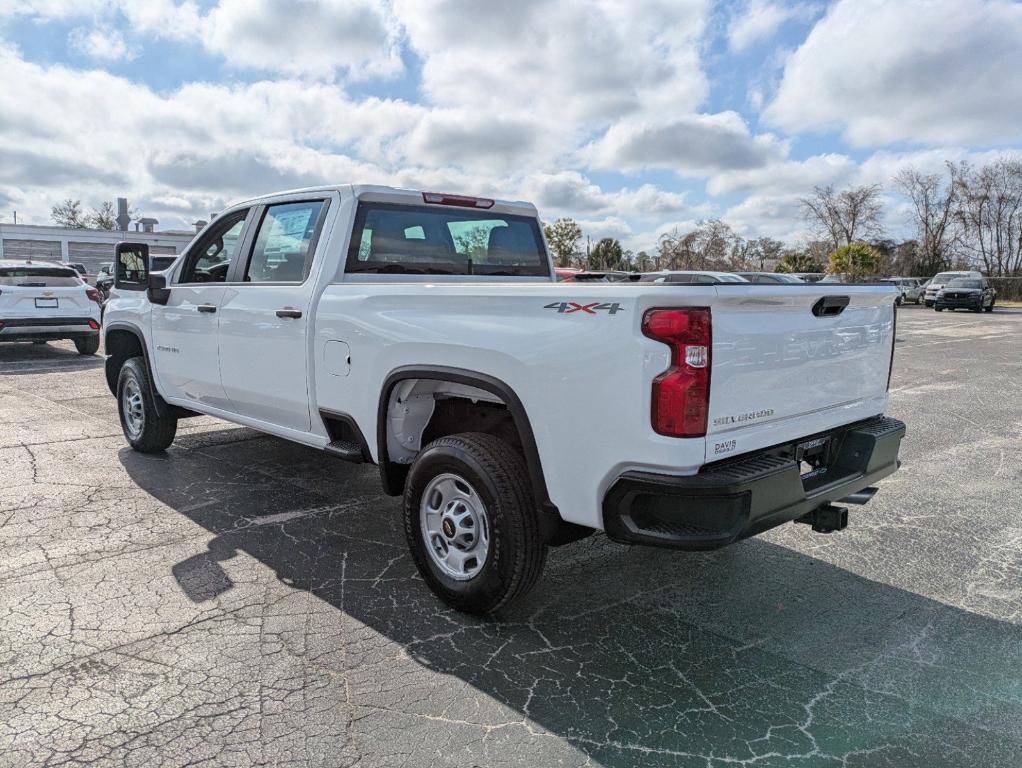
[0,200,199,276]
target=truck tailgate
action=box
[707,285,895,448]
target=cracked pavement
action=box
[1,306,1020,767]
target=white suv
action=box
[0,260,103,354]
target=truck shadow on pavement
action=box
[0,342,104,374]
[120,431,1021,768]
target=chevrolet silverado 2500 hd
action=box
[104,185,905,613]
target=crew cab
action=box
[103,185,905,614]
[0,260,102,353]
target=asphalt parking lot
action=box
[1,306,1020,768]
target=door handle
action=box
[275,308,302,319]
[196,304,217,313]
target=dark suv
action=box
[934,278,996,312]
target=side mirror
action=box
[114,242,149,291]
[147,272,171,305]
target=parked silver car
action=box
[881,277,925,305]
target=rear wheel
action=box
[985,299,995,313]
[74,336,100,355]
[935,307,943,312]
[117,357,177,453]
[403,432,546,614]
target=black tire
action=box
[935,307,943,312]
[985,300,994,313]
[117,356,177,453]
[925,300,934,307]
[32,340,48,345]
[403,432,546,614]
[74,336,100,355]
[915,295,923,305]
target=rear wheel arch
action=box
[376,366,570,542]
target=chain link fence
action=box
[989,277,1022,301]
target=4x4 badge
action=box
[544,302,624,315]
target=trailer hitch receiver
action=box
[796,504,848,534]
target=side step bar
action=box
[324,439,366,463]
[840,486,878,505]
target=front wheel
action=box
[74,336,100,355]
[117,357,177,453]
[935,307,944,312]
[403,432,546,614]
[985,300,994,313]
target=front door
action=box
[217,199,328,432]
[151,210,251,410]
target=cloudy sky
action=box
[1,0,1020,250]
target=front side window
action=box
[179,211,248,284]
[243,200,325,283]
[346,202,550,277]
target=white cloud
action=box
[204,0,401,79]
[723,193,807,241]
[588,112,785,176]
[708,153,854,196]
[765,0,1022,146]
[728,0,818,52]
[523,172,690,220]
[68,24,136,62]
[396,0,709,125]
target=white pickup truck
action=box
[104,185,905,613]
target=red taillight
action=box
[642,308,711,437]
[86,287,100,302]
[88,319,100,330]
[887,304,897,390]
[422,192,494,209]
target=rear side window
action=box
[346,202,550,277]
[0,267,81,287]
[244,200,326,283]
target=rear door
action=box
[151,210,251,410]
[706,285,895,446]
[217,198,329,432]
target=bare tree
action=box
[87,201,117,230]
[657,220,748,271]
[952,159,1022,276]
[894,166,957,275]
[51,199,85,228]
[800,184,884,251]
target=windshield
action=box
[347,202,549,277]
[946,279,982,289]
[0,267,81,287]
[933,272,967,284]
